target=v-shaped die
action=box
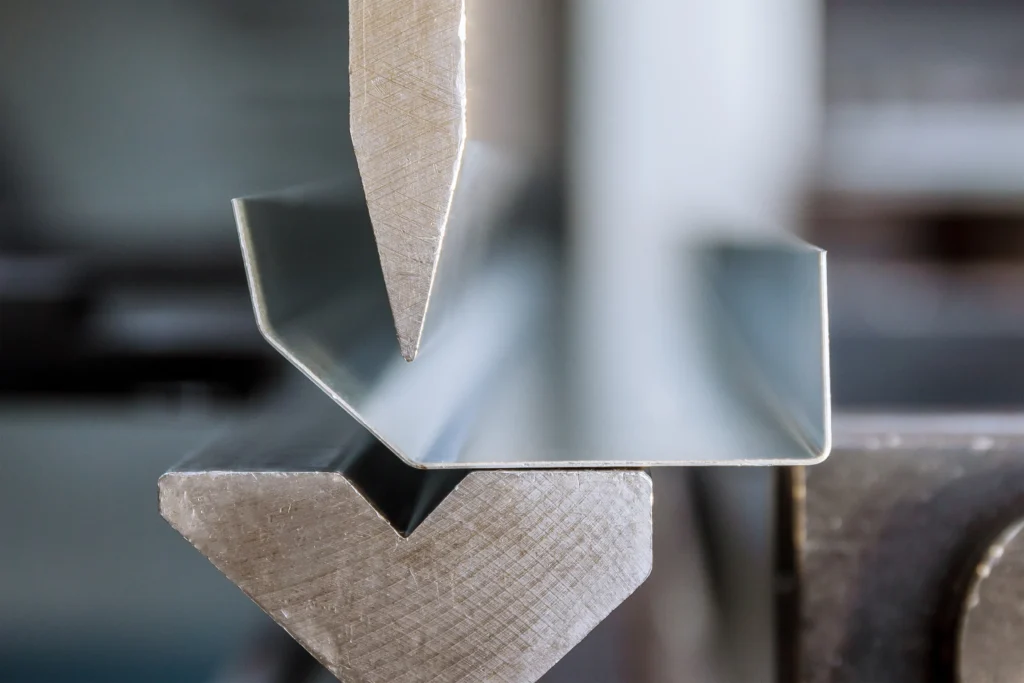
[160,424,651,683]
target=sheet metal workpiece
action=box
[784,415,1024,683]
[160,413,653,683]
[235,186,830,468]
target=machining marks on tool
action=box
[350,0,466,361]
[349,0,561,361]
[160,467,653,683]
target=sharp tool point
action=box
[350,0,467,362]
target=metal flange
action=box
[235,185,830,468]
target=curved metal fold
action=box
[235,184,829,468]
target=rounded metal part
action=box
[958,516,1024,683]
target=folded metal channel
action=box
[236,185,830,468]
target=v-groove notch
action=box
[159,416,653,683]
[162,407,469,538]
[329,440,468,538]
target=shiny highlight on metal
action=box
[234,185,829,468]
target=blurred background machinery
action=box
[2,0,1024,681]
[784,415,1024,683]
[816,0,1024,408]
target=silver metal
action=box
[350,0,562,361]
[160,411,652,683]
[234,185,830,468]
[957,517,1024,683]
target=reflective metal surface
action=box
[235,185,829,468]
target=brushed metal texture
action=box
[349,0,560,361]
[349,0,464,361]
[161,465,652,683]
